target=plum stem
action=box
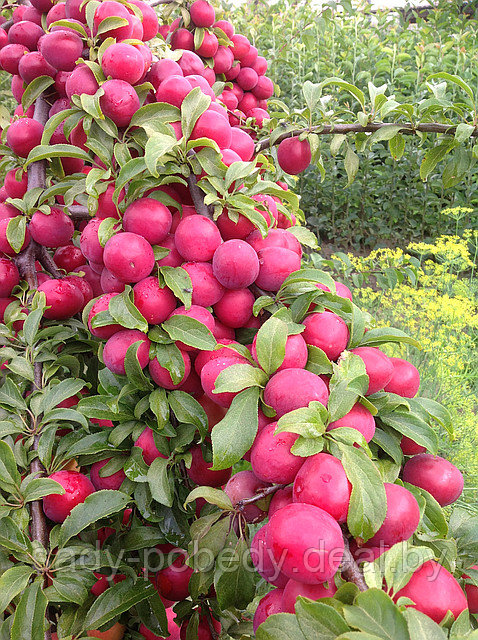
[340,534,368,592]
[255,121,478,153]
[235,483,286,510]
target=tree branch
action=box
[27,95,52,640]
[36,244,63,278]
[186,173,214,220]
[68,204,91,220]
[340,535,368,592]
[255,120,475,152]
[13,241,38,290]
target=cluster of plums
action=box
[0,0,473,638]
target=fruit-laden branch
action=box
[68,204,91,220]
[340,535,368,592]
[26,98,52,640]
[255,121,477,152]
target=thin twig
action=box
[235,484,285,510]
[340,535,368,592]
[36,244,63,279]
[255,120,475,152]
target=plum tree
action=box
[0,0,472,636]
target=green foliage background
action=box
[229,0,478,248]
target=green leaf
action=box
[339,444,386,541]
[368,125,403,145]
[168,390,208,433]
[144,133,179,176]
[454,122,475,143]
[254,316,288,374]
[427,72,475,102]
[0,565,34,616]
[404,608,447,640]
[147,457,173,507]
[151,343,185,384]
[6,216,27,254]
[345,146,359,185]
[181,86,211,139]
[24,144,91,167]
[108,286,148,332]
[302,81,322,113]
[160,266,192,309]
[343,589,409,640]
[211,386,260,470]
[0,517,33,554]
[378,410,438,454]
[306,345,334,375]
[129,102,181,130]
[22,478,65,503]
[22,307,44,346]
[275,402,328,438]
[389,133,405,161]
[295,600,350,639]
[162,315,216,351]
[322,78,365,107]
[185,486,233,510]
[215,536,256,610]
[420,143,454,182]
[412,397,453,436]
[81,578,155,632]
[213,363,268,394]
[256,613,307,640]
[124,341,153,391]
[0,441,21,487]
[96,15,129,35]
[328,352,369,422]
[58,490,130,547]
[22,76,55,112]
[382,542,434,594]
[359,328,420,349]
[10,581,47,640]
[40,380,85,415]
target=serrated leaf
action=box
[211,387,260,470]
[10,581,47,640]
[147,457,173,507]
[185,486,232,510]
[58,490,130,547]
[162,315,216,351]
[254,316,288,374]
[338,444,386,541]
[213,363,268,394]
[160,266,192,309]
[22,76,55,112]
